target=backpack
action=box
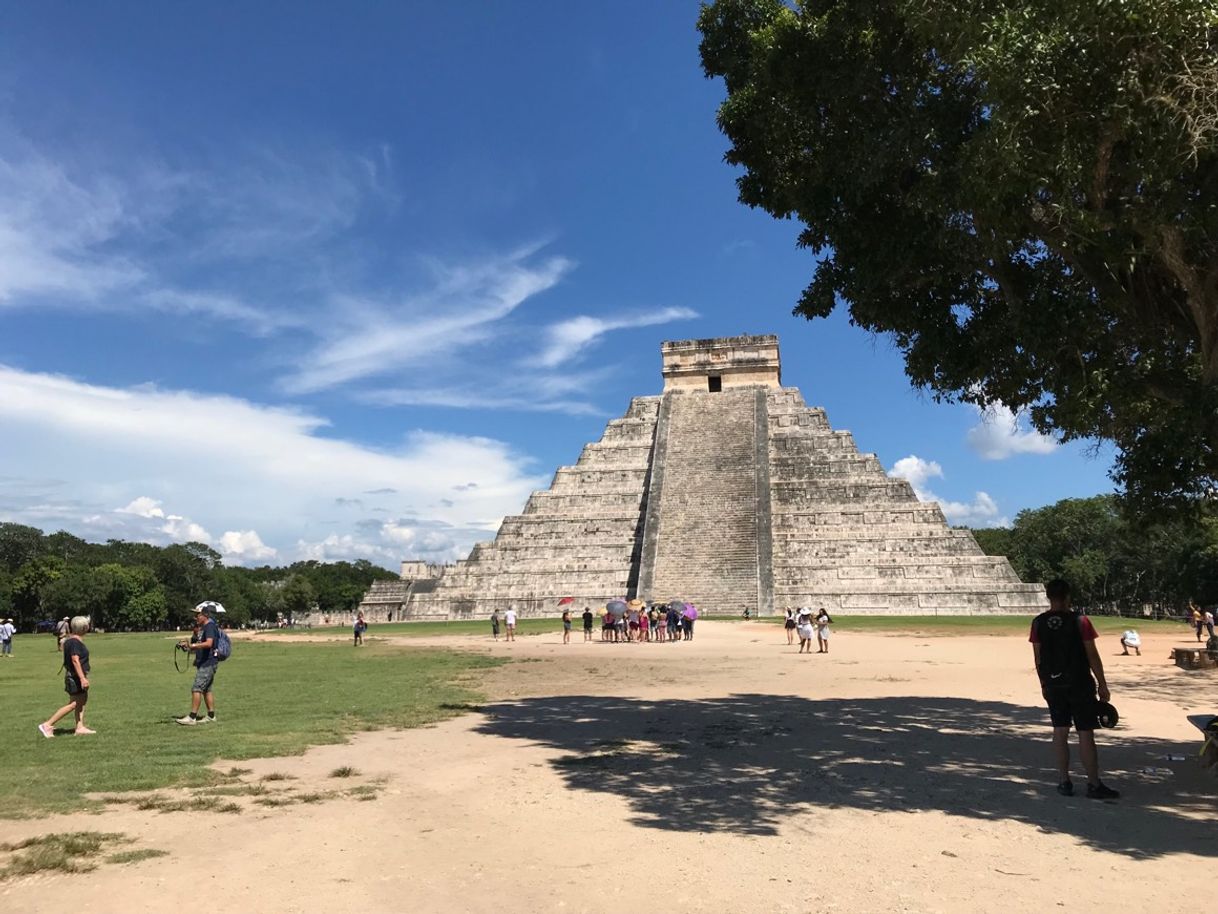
[213,626,232,662]
[1034,611,1089,690]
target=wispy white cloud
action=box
[967,403,1058,460]
[142,289,301,336]
[0,364,546,567]
[535,307,698,369]
[889,455,1008,528]
[0,151,144,303]
[0,135,392,336]
[0,133,686,416]
[359,386,603,416]
[278,245,575,394]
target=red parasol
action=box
[556,596,575,606]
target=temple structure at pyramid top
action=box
[661,334,781,390]
[359,334,1047,620]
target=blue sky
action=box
[0,3,1115,567]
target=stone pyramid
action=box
[360,335,1046,619]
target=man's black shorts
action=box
[1045,686,1098,731]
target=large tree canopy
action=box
[699,0,1218,509]
[968,493,1218,609]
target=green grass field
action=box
[0,632,501,819]
[259,618,560,639]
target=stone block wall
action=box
[765,388,1046,614]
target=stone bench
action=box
[1172,647,1218,670]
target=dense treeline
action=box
[969,495,1218,613]
[0,523,397,631]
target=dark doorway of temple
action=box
[708,376,722,392]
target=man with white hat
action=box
[176,601,225,725]
[0,617,14,657]
[55,616,70,649]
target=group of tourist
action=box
[585,600,698,643]
[782,607,833,653]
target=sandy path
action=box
[2,622,1215,914]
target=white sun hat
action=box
[195,601,227,615]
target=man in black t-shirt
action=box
[176,602,223,726]
[582,608,594,642]
[1030,580,1118,800]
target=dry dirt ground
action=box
[3,622,1215,914]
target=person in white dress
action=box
[795,607,815,654]
[815,608,833,654]
[504,606,517,642]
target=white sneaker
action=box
[175,715,197,726]
[199,715,215,724]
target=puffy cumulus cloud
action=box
[889,455,1009,529]
[295,520,460,564]
[218,530,277,563]
[888,456,943,499]
[110,496,274,561]
[967,403,1058,460]
[937,492,1006,527]
[295,534,401,565]
[161,514,213,544]
[0,365,546,568]
[114,496,213,543]
[117,496,167,519]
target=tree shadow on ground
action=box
[475,695,1217,859]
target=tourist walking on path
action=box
[505,606,517,642]
[561,609,572,644]
[353,611,366,647]
[176,602,222,726]
[582,607,594,642]
[815,608,833,654]
[784,608,796,645]
[1204,607,1216,640]
[0,617,14,658]
[39,616,94,737]
[795,607,815,653]
[1191,602,1204,641]
[491,610,501,641]
[1030,579,1119,800]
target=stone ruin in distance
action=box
[360,334,1047,619]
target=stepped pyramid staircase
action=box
[363,335,1046,620]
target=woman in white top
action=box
[795,607,816,654]
[815,608,833,654]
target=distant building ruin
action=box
[358,334,1046,620]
